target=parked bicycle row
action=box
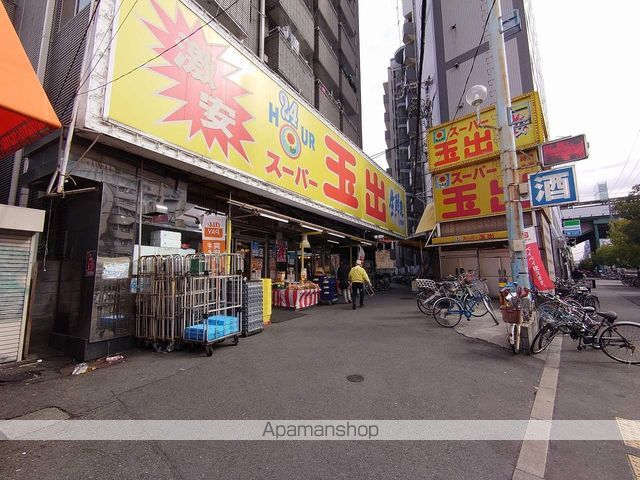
[413,272,638,365]
[622,275,640,288]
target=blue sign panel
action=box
[529,165,578,208]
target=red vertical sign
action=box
[523,227,554,291]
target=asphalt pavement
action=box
[0,280,638,479]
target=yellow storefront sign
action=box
[433,151,540,223]
[103,0,407,236]
[432,230,508,246]
[427,92,546,174]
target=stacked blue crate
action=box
[242,281,263,336]
[183,315,239,342]
[314,275,338,304]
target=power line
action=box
[77,0,243,97]
[611,129,640,193]
[52,0,102,110]
[59,0,139,120]
[448,0,496,130]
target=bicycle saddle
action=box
[596,311,617,322]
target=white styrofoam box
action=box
[132,245,196,272]
[150,230,182,248]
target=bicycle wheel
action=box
[432,297,462,328]
[599,322,640,364]
[468,295,488,317]
[531,323,561,355]
[511,324,522,354]
[582,295,600,310]
[417,290,436,315]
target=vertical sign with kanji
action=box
[202,214,226,254]
[528,165,578,208]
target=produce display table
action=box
[272,288,320,310]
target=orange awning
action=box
[0,3,61,158]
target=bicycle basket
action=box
[500,306,522,324]
[416,279,437,291]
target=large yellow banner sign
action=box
[104,0,407,236]
[427,92,545,174]
[433,151,540,223]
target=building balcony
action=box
[315,79,341,129]
[201,0,252,39]
[314,29,339,90]
[314,0,339,45]
[385,130,392,147]
[266,0,315,56]
[403,21,415,44]
[339,0,357,36]
[341,112,360,146]
[265,30,315,103]
[339,24,358,75]
[404,42,416,66]
[340,69,358,115]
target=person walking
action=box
[348,259,371,310]
[337,261,351,304]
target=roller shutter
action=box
[0,231,31,363]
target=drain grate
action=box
[346,374,364,383]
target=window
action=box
[76,0,91,13]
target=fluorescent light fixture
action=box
[361,241,373,246]
[301,224,322,232]
[259,212,289,223]
[327,232,345,239]
[327,239,339,244]
[155,203,168,212]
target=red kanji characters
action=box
[323,135,358,209]
[489,179,505,213]
[441,184,481,219]
[265,151,282,178]
[463,129,494,159]
[365,169,387,221]
[433,139,461,167]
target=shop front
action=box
[20,0,407,360]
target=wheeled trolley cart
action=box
[135,252,244,355]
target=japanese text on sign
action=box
[528,165,578,208]
[433,152,540,223]
[427,92,546,174]
[102,0,406,236]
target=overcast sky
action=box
[359,1,640,201]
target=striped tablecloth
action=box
[272,288,320,310]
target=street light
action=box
[465,84,487,124]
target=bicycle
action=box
[431,285,499,328]
[531,307,640,365]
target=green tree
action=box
[613,184,640,244]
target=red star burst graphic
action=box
[144,0,254,162]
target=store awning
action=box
[0,3,61,158]
[408,203,437,238]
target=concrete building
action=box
[0,0,407,361]
[593,181,609,201]
[398,0,566,292]
[0,0,363,206]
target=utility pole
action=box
[488,0,530,288]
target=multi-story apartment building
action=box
[0,0,363,206]
[0,0,406,362]
[388,0,566,291]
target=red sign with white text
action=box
[523,227,554,291]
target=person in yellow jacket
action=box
[348,259,371,310]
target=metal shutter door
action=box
[0,232,31,363]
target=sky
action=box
[359,1,640,201]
